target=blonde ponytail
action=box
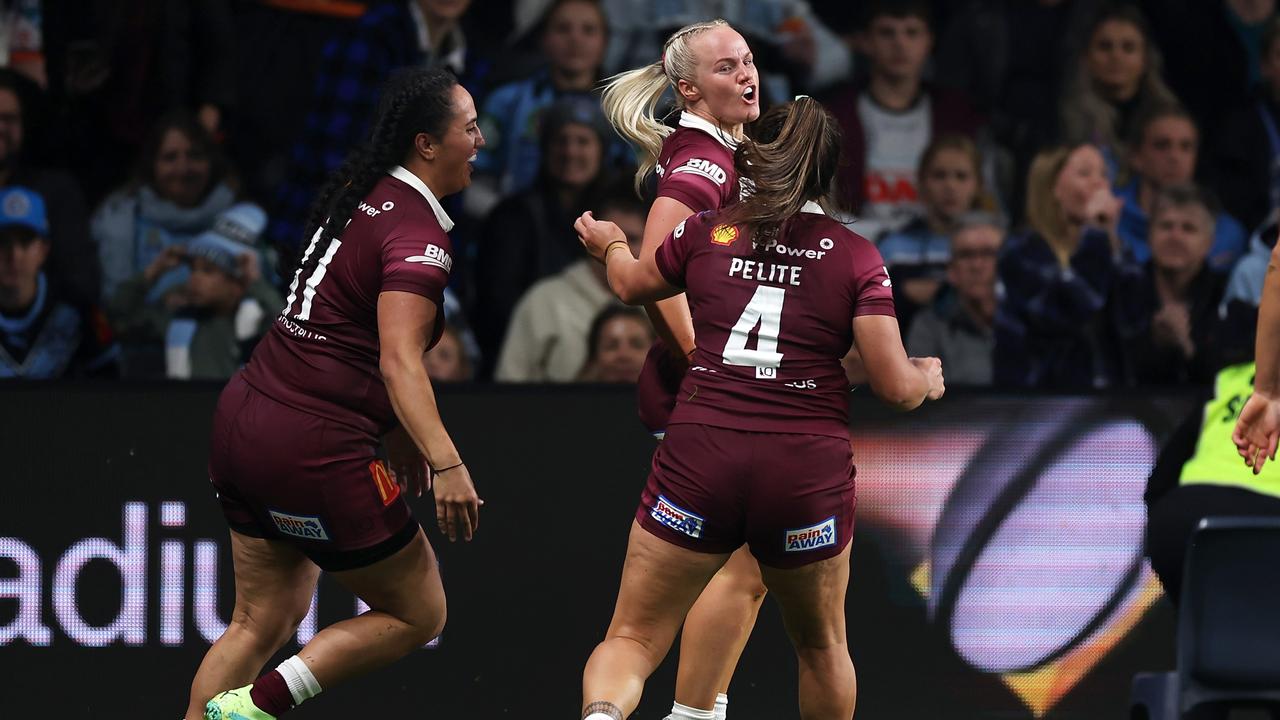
[599,18,731,194]
[601,62,673,193]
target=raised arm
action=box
[576,211,681,305]
[378,291,481,541]
[853,314,945,410]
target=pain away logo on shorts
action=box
[269,510,331,541]
[651,495,705,539]
[369,459,401,506]
[784,517,837,552]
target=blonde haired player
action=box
[592,18,763,720]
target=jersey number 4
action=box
[722,286,785,378]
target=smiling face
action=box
[545,122,603,188]
[679,26,760,130]
[153,128,212,208]
[427,84,485,197]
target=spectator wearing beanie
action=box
[109,202,282,379]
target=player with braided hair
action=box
[188,67,484,720]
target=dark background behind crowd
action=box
[1,0,1276,390]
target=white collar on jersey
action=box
[389,165,455,232]
[801,200,825,215]
[678,111,739,150]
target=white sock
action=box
[714,693,729,720]
[584,715,617,720]
[276,655,323,706]
[667,701,716,719]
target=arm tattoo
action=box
[583,701,624,720]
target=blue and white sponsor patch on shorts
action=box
[269,510,331,541]
[784,517,837,552]
[650,494,705,539]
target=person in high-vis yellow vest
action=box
[1233,228,1280,469]
[1149,361,1280,604]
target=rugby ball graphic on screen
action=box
[928,401,1159,674]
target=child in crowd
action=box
[109,203,282,379]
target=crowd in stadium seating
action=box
[1,0,1276,388]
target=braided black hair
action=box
[295,67,459,278]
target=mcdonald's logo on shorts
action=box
[369,460,401,506]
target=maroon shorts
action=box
[208,375,417,571]
[636,423,856,569]
[636,340,685,437]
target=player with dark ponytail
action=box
[189,67,485,720]
[576,97,945,720]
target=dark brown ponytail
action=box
[726,97,841,252]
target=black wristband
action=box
[433,461,464,474]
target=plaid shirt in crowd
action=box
[267,1,478,255]
[993,228,1129,389]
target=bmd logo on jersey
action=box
[710,224,739,246]
[784,517,836,552]
[405,244,453,272]
[651,495,705,539]
[269,510,331,541]
[674,158,727,185]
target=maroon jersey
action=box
[638,112,742,435]
[655,202,895,439]
[241,166,454,438]
[655,111,741,211]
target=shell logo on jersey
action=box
[710,224,739,246]
[674,158,727,185]
[651,495,705,539]
[269,510,331,541]
[405,244,453,272]
[369,460,401,507]
[784,517,837,552]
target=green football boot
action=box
[204,686,277,720]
